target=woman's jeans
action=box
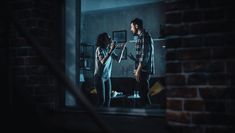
[95,77,111,107]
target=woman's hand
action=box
[109,41,116,53]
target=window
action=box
[65,0,166,115]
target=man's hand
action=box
[134,63,143,82]
[134,69,140,82]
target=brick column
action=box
[9,0,62,112]
[165,0,235,132]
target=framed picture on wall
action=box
[112,30,127,43]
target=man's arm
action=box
[134,63,143,82]
[139,35,151,66]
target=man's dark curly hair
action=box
[130,18,143,29]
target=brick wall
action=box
[8,0,62,113]
[165,0,235,132]
[1,1,10,110]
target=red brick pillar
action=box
[165,0,235,132]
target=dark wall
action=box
[165,0,235,132]
[7,0,63,114]
[0,1,10,111]
[0,0,64,131]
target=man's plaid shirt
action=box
[135,30,155,74]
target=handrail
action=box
[8,5,113,133]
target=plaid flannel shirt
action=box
[135,30,155,74]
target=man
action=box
[129,18,155,107]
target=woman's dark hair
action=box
[130,18,143,29]
[96,32,109,47]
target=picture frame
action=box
[112,30,127,43]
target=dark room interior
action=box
[1,0,235,133]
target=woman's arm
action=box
[99,43,116,65]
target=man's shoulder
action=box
[144,31,151,38]
[143,31,153,42]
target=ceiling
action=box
[81,0,162,12]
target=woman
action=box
[94,32,126,107]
